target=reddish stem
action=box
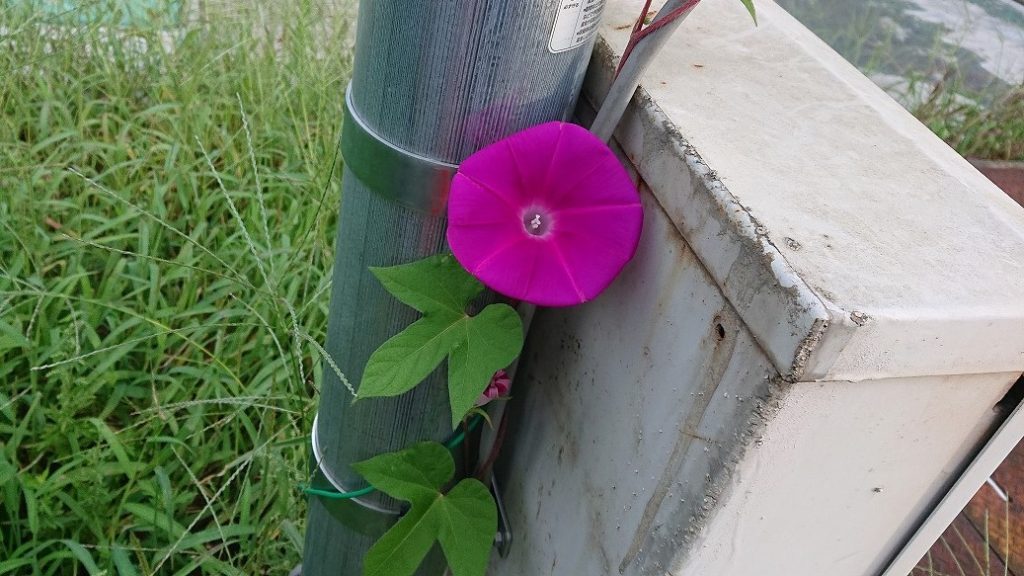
[475,407,510,481]
[616,0,702,76]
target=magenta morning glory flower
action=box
[446,121,643,307]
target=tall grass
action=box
[0,1,352,573]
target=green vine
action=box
[317,254,521,576]
[354,442,497,576]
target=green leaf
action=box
[369,254,482,315]
[363,495,441,576]
[61,541,102,575]
[360,311,467,399]
[436,479,497,576]
[0,320,30,351]
[88,418,132,468]
[355,441,454,503]
[448,304,522,428]
[111,546,140,576]
[738,0,757,24]
[354,443,497,576]
[123,502,186,538]
[362,255,524,425]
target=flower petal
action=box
[446,224,521,277]
[502,122,565,202]
[471,237,586,307]
[446,174,524,275]
[546,124,638,208]
[455,142,527,208]
[458,122,563,207]
[448,174,519,226]
[553,203,644,300]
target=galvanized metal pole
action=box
[303,1,606,574]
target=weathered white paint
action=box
[490,1,1024,575]
[592,0,1024,382]
[492,185,781,575]
[882,398,1024,576]
[682,373,1013,576]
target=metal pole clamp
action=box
[341,84,459,215]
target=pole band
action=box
[307,413,485,514]
[342,84,459,215]
[310,413,400,515]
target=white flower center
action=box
[523,210,551,236]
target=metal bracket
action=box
[312,413,514,553]
[341,83,459,215]
[310,413,400,515]
[491,476,514,558]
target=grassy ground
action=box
[0,2,352,574]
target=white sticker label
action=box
[549,0,606,54]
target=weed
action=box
[914,76,1024,161]
[913,496,1012,576]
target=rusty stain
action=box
[642,224,695,354]
[682,430,715,444]
[713,315,727,342]
[789,317,828,382]
[541,351,581,466]
[815,286,839,303]
[506,64,806,573]
[533,478,546,522]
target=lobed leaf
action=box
[447,304,523,428]
[369,254,483,315]
[436,479,497,576]
[365,256,524,425]
[355,443,497,576]
[359,311,467,399]
[353,441,453,503]
[363,498,441,576]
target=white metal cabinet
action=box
[490,1,1024,575]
